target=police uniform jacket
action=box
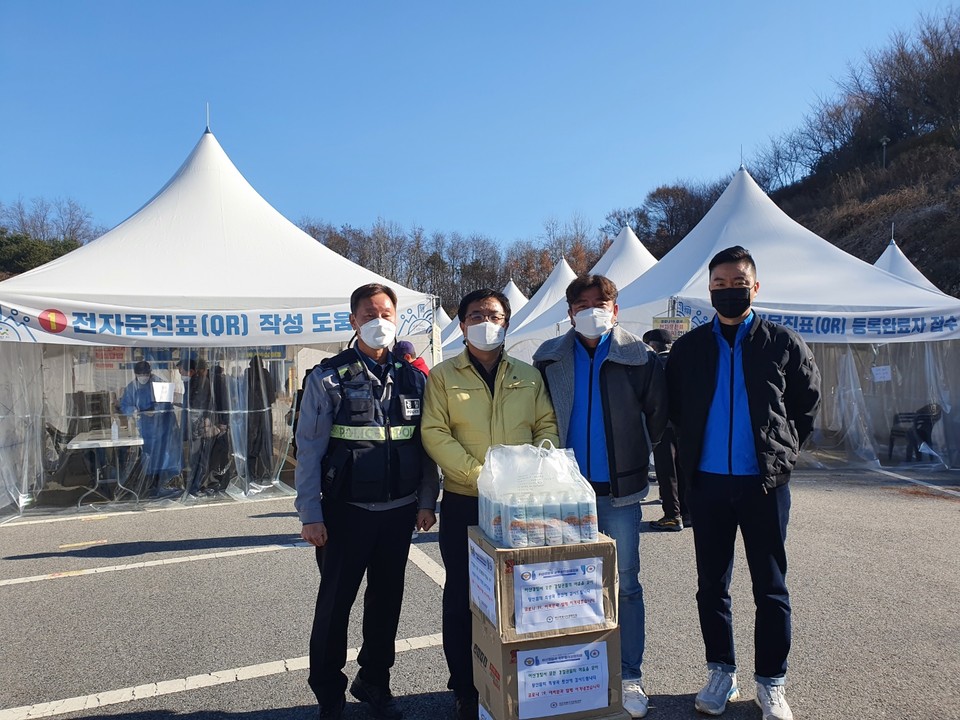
[294,348,439,525]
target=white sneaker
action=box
[755,683,793,720]
[694,667,739,715]
[622,679,649,718]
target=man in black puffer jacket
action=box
[666,246,821,720]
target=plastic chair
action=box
[888,403,942,461]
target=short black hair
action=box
[565,275,618,307]
[350,283,398,314]
[457,289,512,324]
[133,360,151,375]
[708,246,756,275]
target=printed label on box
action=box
[513,557,604,634]
[516,640,609,719]
[469,537,498,629]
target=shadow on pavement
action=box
[4,533,304,561]
[64,691,453,720]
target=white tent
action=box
[501,279,528,314]
[508,258,577,335]
[615,168,960,341]
[873,238,941,294]
[0,129,437,514]
[0,130,436,347]
[611,167,960,467]
[505,226,658,361]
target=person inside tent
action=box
[119,360,182,498]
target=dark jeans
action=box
[438,490,479,700]
[653,425,686,519]
[308,499,417,705]
[688,473,791,681]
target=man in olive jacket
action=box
[421,288,558,720]
[533,274,667,719]
[666,246,821,720]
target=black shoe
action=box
[318,695,345,720]
[454,695,479,720]
[350,676,402,719]
[650,515,683,531]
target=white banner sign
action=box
[513,557,604,635]
[676,298,960,344]
[517,640,608,719]
[0,300,434,347]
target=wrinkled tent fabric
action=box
[506,227,657,362]
[0,130,435,515]
[873,238,942,293]
[610,168,960,468]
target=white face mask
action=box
[136,376,150,385]
[466,321,506,352]
[573,308,615,339]
[358,318,397,349]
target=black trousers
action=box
[688,473,792,680]
[438,490,479,700]
[653,425,686,519]
[308,499,417,705]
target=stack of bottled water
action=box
[479,489,598,547]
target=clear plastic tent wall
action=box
[0,342,321,515]
[801,339,959,470]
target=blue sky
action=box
[0,1,949,245]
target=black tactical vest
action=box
[320,348,425,503]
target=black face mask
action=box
[711,287,752,319]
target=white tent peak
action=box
[589,225,658,290]
[0,130,427,313]
[873,237,941,293]
[617,166,953,318]
[507,257,578,335]
[501,279,529,313]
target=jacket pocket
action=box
[349,445,390,502]
[321,444,352,500]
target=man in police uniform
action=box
[296,283,439,720]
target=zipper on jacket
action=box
[727,343,735,475]
[586,355,594,480]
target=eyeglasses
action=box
[465,312,506,324]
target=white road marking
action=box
[0,633,444,720]
[873,468,960,498]
[0,495,293,528]
[0,542,310,587]
[408,543,446,586]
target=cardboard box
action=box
[472,614,629,720]
[468,526,618,643]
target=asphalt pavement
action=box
[1,466,958,720]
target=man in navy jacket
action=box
[666,247,821,720]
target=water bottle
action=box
[489,499,504,544]
[543,493,563,546]
[578,491,598,543]
[525,494,545,547]
[505,494,528,548]
[110,418,119,441]
[560,491,581,544]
